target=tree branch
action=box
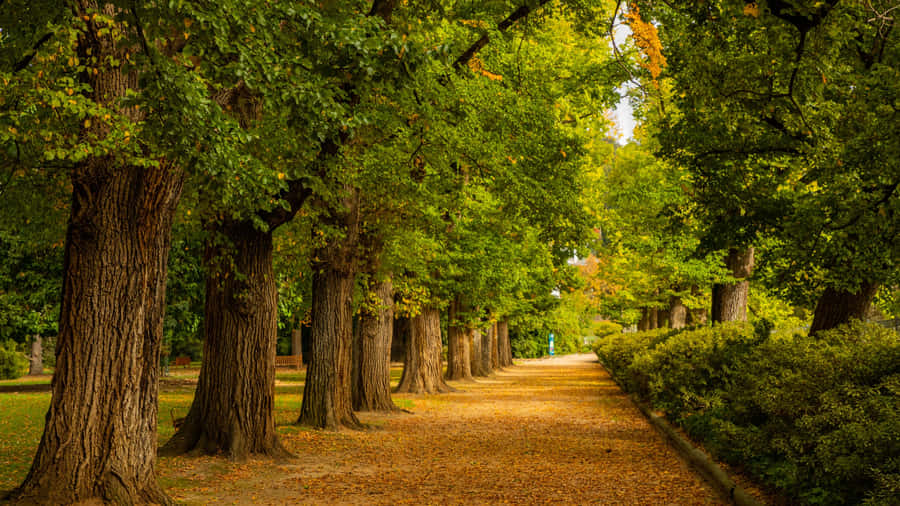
[12,33,53,73]
[452,0,550,71]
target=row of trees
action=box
[574,0,899,333]
[1,0,626,503]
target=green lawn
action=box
[0,365,407,494]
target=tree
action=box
[642,0,900,332]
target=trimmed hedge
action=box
[594,321,900,505]
[0,339,28,380]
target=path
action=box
[161,354,725,505]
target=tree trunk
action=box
[10,162,183,504]
[391,316,408,363]
[657,309,670,329]
[669,296,687,329]
[480,325,493,375]
[299,191,361,430]
[446,295,472,381]
[809,282,879,335]
[712,247,754,323]
[28,335,42,376]
[497,320,512,367]
[395,307,453,394]
[470,328,486,377]
[687,285,708,326]
[352,276,398,411]
[8,5,184,497]
[638,308,651,331]
[298,256,360,429]
[291,329,303,363]
[490,323,499,370]
[161,223,287,459]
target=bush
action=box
[597,321,900,505]
[0,339,28,380]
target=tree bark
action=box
[161,223,288,459]
[28,335,42,376]
[712,247,755,323]
[395,307,453,394]
[299,190,361,429]
[480,325,494,376]
[291,329,303,362]
[9,4,184,501]
[638,308,651,331]
[669,296,687,329]
[352,276,399,411]
[490,323,500,370]
[809,282,879,334]
[657,309,670,329]
[298,251,360,429]
[446,295,473,381]
[10,161,183,505]
[470,328,486,377]
[497,320,512,367]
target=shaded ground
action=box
[159,354,727,505]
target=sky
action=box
[610,15,636,143]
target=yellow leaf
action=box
[743,3,760,17]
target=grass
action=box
[0,374,52,386]
[0,365,409,494]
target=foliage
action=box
[0,339,28,380]
[596,321,900,504]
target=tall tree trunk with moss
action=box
[497,320,512,367]
[396,307,453,394]
[161,222,288,459]
[352,275,399,411]
[810,282,879,334]
[712,248,754,323]
[8,4,185,502]
[446,295,472,381]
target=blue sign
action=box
[549,332,555,356]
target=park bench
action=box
[274,355,302,369]
[173,356,191,367]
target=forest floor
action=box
[158,354,735,505]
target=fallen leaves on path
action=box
[160,354,725,505]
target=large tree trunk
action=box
[298,254,360,429]
[446,295,472,381]
[28,335,42,376]
[395,307,453,394]
[497,320,512,367]
[298,190,361,430]
[657,309,670,329]
[161,223,287,459]
[352,276,398,411]
[8,4,184,501]
[712,247,755,323]
[669,296,687,329]
[10,162,183,504]
[470,328,486,377]
[809,282,879,335]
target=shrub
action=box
[598,320,900,505]
[0,339,28,380]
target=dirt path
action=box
[161,354,725,505]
